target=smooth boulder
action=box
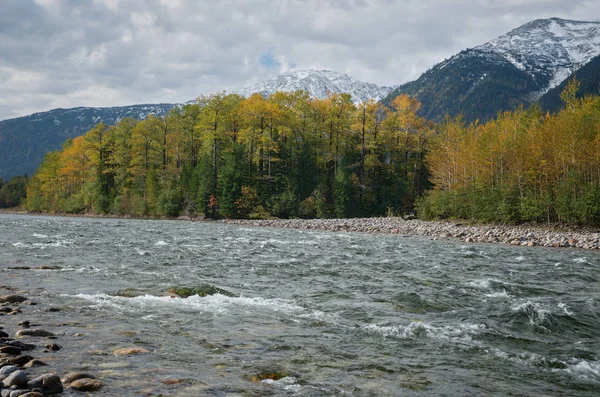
[61,372,96,384]
[0,296,27,304]
[69,378,104,392]
[26,374,63,396]
[112,347,149,356]
[15,330,55,338]
[0,365,19,381]
[3,370,28,388]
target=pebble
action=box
[26,374,63,395]
[62,372,96,384]
[227,218,600,250]
[15,330,55,338]
[3,370,28,388]
[0,296,27,304]
[113,347,149,356]
[69,378,104,392]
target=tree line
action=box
[418,80,600,225]
[26,91,433,218]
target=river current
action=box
[0,214,599,396]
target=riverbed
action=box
[1,214,599,396]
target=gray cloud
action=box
[0,0,599,120]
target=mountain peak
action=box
[477,17,600,93]
[236,69,394,103]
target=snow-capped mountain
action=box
[477,18,600,95]
[237,69,395,103]
[0,104,175,179]
[383,17,600,122]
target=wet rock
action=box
[35,266,61,270]
[112,347,149,356]
[44,308,60,313]
[16,322,30,329]
[62,372,96,384]
[0,366,20,381]
[69,378,104,392]
[0,296,27,304]
[4,356,34,367]
[0,347,21,356]
[4,341,35,351]
[0,308,12,314]
[43,344,61,352]
[168,285,236,298]
[3,370,28,388]
[0,331,8,338]
[22,360,47,368]
[2,390,34,397]
[15,330,55,338]
[26,374,63,395]
[18,392,45,397]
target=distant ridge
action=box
[382,17,600,122]
[237,69,395,104]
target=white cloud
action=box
[0,0,599,120]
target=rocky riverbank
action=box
[226,218,600,250]
[0,290,105,396]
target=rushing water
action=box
[0,214,599,396]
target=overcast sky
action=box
[1,0,599,120]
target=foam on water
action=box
[563,359,600,382]
[363,321,486,345]
[511,300,552,325]
[70,292,305,316]
[485,289,511,298]
[32,233,48,238]
[155,241,169,246]
[261,376,302,392]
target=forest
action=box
[25,92,433,219]
[17,80,600,226]
[419,80,600,225]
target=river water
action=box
[0,214,599,396]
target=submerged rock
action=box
[61,372,96,384]
[0,296,27,304]
[168,285,236,298]
[15,330,55,338]
[69,378,104,392]
[112,347,149,356]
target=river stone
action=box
[0,365,19,381]
[22,360,48,368]
[0,331,8,338]
[15,330,55,338]
[3,370,28,387]
[26,374,63,395]
[4,341,35,351]
[6,356,34,366]
[0,347,21,356]
[6,391,37,397]
[0,296,27,304]
[43,344,61,352]
[18,392,44,397]
[113,347,149,356]
[62,372,96,384]
[69,378,104,392]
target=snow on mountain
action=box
[236,69,395,103]
[476,17,600,95]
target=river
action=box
[0,214,599,396]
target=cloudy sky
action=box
[1,0,599,120]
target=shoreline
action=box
[2,209,600,250]
[226,218,600,250]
